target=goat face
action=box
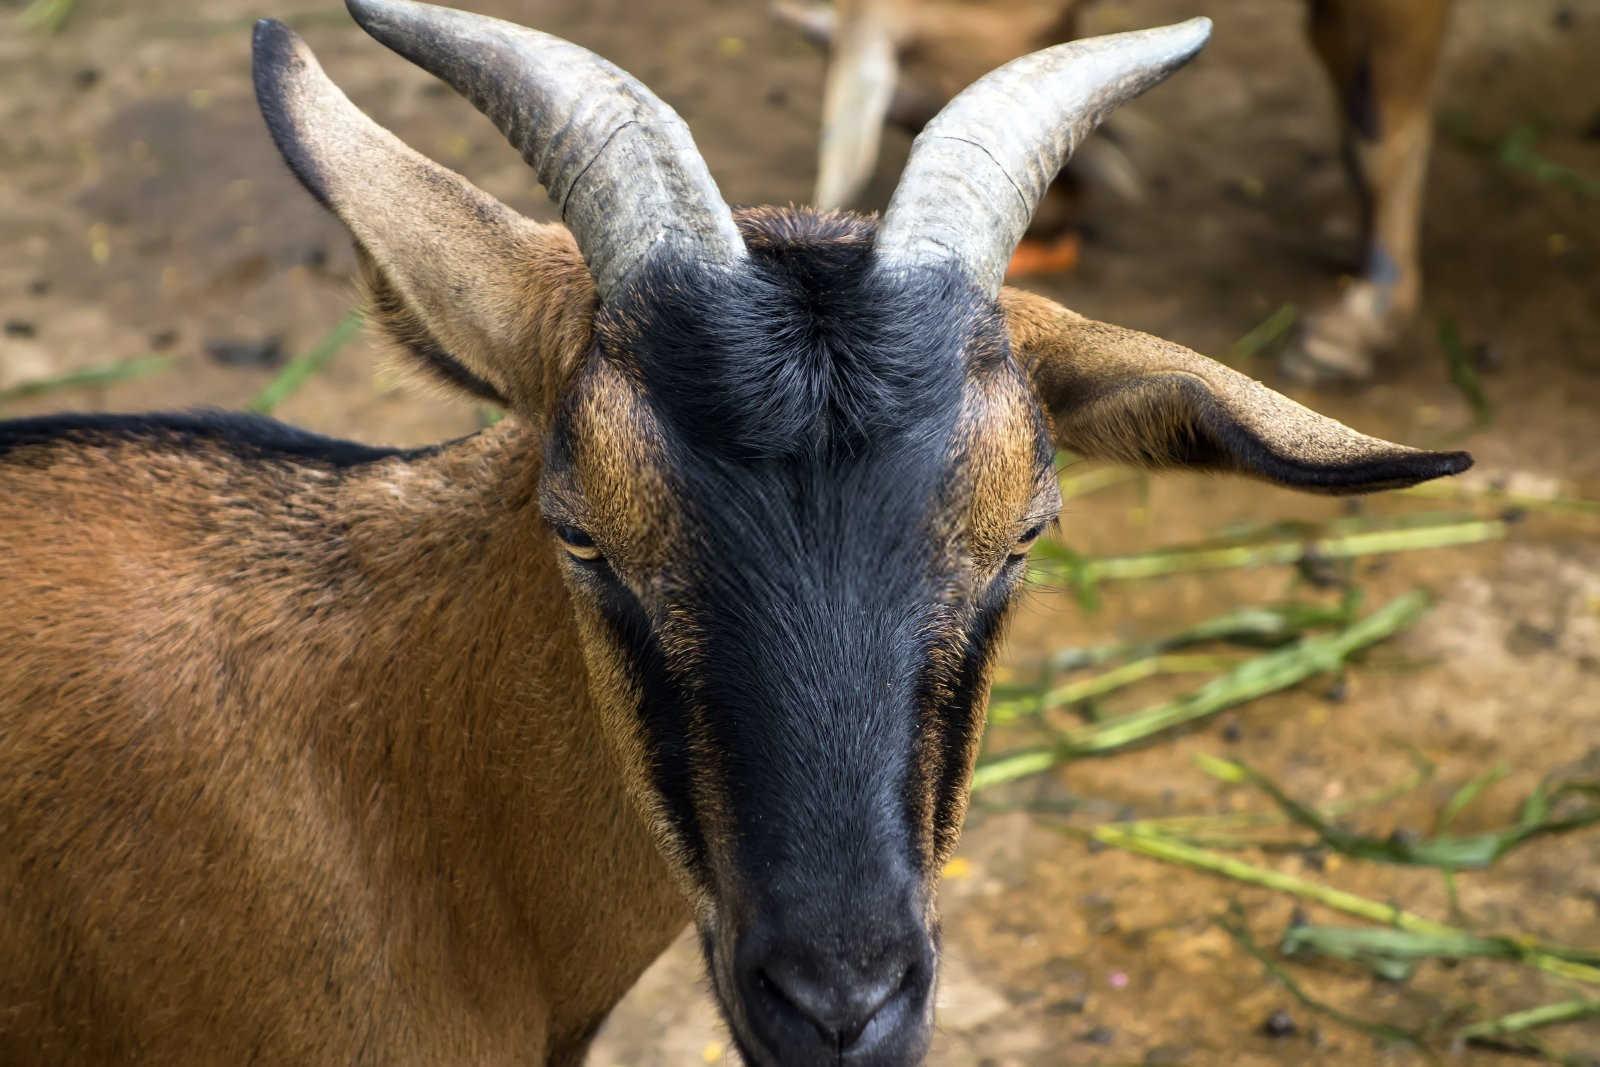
[543,210,1053,1061]
[257,3,1466,1062]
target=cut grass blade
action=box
[988,653,1241,725]
[1219,909,1426,1048]
[19,0,78,33]
[1120,748,1438,851]
[0,356,173,407]
[248,311,363,414]
[1031,516,1506,590]
[1280,924,1541,982]
[1079,824,1600,986]
[1440,112,1600,200]
[1227,303,1299,366]
[1438,316,1492,429]
[974,593,1429,789]
[1435,762,1510,920]
[1459,998,1600,1046]
[1437,763,1509,834]
[1038,600,1356,674]
[1199,755,1600,871]
[1496,125,1600,200]
[1399,479,1600,522]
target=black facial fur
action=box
[611,210,1001,463]
[559,211,1037,911]
[923,569,1018,861]
[586,564,714,878]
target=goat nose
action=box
[737,932,932,1060]
[759,960,906,1049]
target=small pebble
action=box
[1506,620,1558,652]
[1045,995,1086,1016]
[1296,550,1342,588]
[1260,1009,1298,1038]
[1042,956,1084,983]
[1077,1025,1115,1045]
[1388,827,1421,849]
[205,336,284,368]
[4,319,37,339]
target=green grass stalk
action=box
[248,311,363,414]
[0,356,173,407]
[974,593,1428,789]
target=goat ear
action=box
[252,20,594,414]
[1001,289,1471,492]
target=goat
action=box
[0,2,1469,1065]
[779,0,1455,381]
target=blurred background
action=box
[3,0,1598,1063]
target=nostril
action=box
[756,961,913,1050]
[838,965,909,1048]
[755,967,799,1017]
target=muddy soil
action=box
[2,0,1597,1064]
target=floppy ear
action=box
[1001,288,1471,492]
[252,19,595,415]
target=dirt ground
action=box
[2,0,1598,1063]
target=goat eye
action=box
[1011,521,1048,558]
[554,524,603,561]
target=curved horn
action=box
[875,17,1211,294]
[345,0,744,298]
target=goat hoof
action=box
[1277,285,1409,384]
[1279,319,1377,383]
